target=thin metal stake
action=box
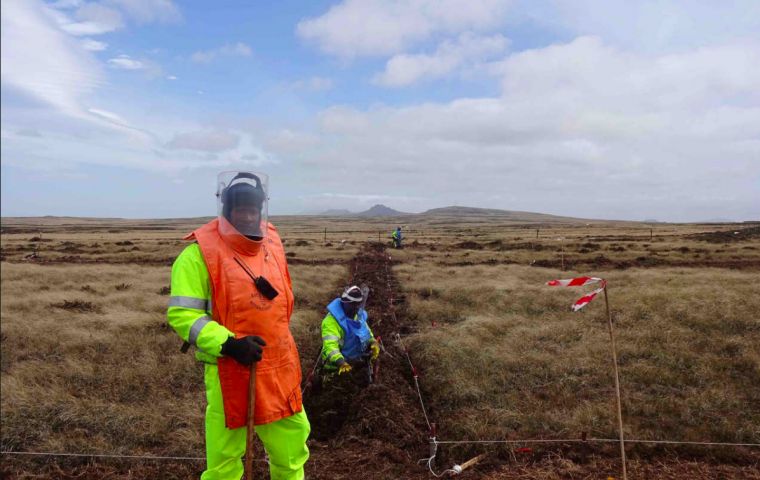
[603,285,627,480]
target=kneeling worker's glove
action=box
[338,363,353,375]
[221,336,266,366]
[369,342,380,360]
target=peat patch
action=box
[691,225,760,243]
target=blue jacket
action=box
[325,298,372,362]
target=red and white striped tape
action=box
[546,276,607,311]
[546,276,602,287]
[571,285,605,311]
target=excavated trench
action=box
[304,242,434,480]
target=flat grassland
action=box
[1,215,759,479]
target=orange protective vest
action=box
[187,218,302,428]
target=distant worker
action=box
[391,226,403,249]
[167,171,309,480]
[321,286,379,375]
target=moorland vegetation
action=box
[1,215,759,479]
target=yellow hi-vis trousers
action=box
[201,364,310,480]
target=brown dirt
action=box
[454,241,485,250]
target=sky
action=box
[1,0,759,222]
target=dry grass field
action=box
[1,214,759,479]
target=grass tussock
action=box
[401,263,760,462]
[50,299,102,313]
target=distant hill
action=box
[356,204,410,217]
[420,206,594,223]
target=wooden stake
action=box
[459,453,486,471]
[603,286,628,480]
[244,363,258,480]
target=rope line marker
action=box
[0,451,206,461]
[432,438,760,447]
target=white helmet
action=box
[340,285,363,303]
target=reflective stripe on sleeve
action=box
[188,315,212,346]
[322,335,341,342]
[325,349,342,360]
[169,296,209,311]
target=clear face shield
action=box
[216,171,269,241]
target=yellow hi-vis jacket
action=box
[167,243,231,364]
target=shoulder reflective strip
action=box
[325,349,342,360]
[188,316,211,346]
[322,335,341,341]
[169,296,209,311]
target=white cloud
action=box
[1,0,103,119]
[50,0,83,8]
[49,0,180,36]
[81,38,108,51]
[107,0,181,24]
[86,107,130,126]
[105,54,163,77]
[58,2,124,35]
[166,130,241,152]
[297,0,512,58]
[107,54,144,70]
[166,75,177,80]
[374,32,509,87]
[191,42,252,63]
[16,128,43,137]
[261,129,320,154]
[541,0,760,53]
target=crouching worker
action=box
[167,171,309,480]
[321,286,379,378]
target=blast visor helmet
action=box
[216,171,269,241]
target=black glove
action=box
[221,336,266,366]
